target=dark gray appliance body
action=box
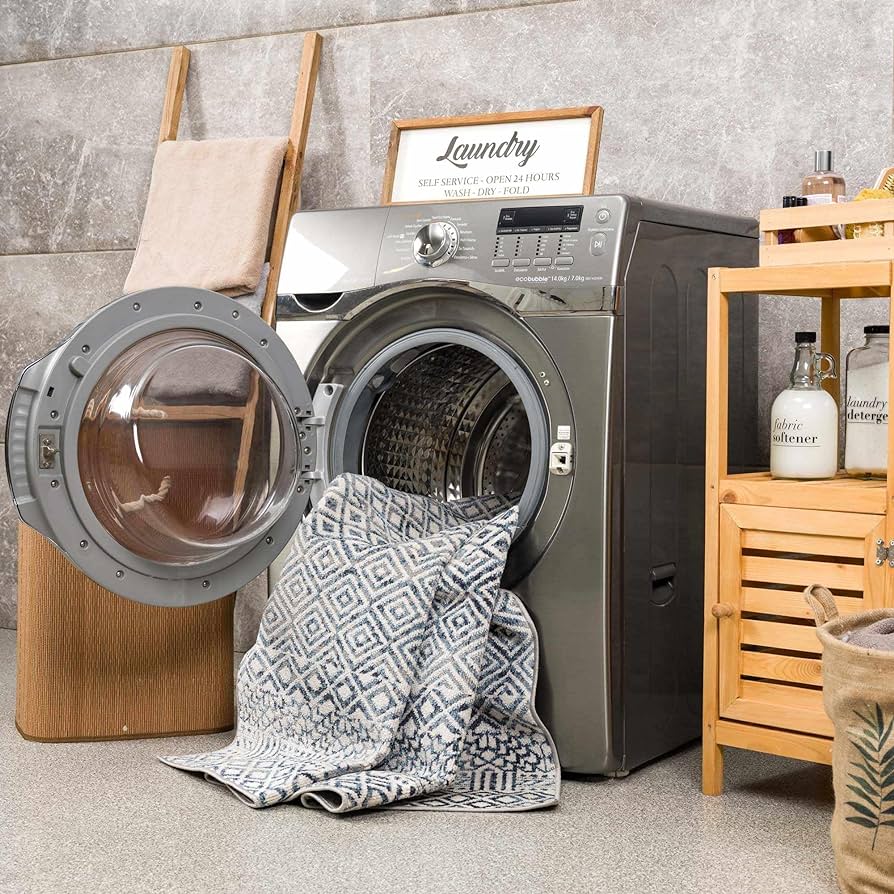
[273,195,757,775]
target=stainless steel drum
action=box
[362,344,531,506]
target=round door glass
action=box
[77,329,300,566]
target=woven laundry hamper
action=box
[805,585,894,894]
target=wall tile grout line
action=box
[0,0,579,69]
[0,248,134,259]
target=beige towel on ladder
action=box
[124,137,287,297]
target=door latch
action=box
[38,433,59,470]
[876,538,894,567]
[549,441,573,476]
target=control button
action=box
[491,258,510,268]
[496,227,513,235]
[562,225,580,232]
[533,258,552,266]
[499,210,516,225]
[590,232,607,256]
[512,258,531,267]
[564,208,581,223]
[413,221,459,267]
[596,207,611,223]
[555,256,574,266]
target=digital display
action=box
[496,205,583,235]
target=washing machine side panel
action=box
[620,222,758,771]
[516,313,618,775]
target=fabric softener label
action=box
[772,416,821,446]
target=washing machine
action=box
[272,195,759,774]
[6,194,757,775]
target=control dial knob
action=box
[413,221,459,267]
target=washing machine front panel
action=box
[6,287,315,606]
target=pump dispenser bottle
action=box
[770,332,838,479]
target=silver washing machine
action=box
[271,195,759,775]
[5,195,758,776]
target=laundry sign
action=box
[381,107,604,204]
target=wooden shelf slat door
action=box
[715,503,884,744]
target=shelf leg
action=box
[820,294,841,406]
[703,268,727,797]
[702,722,724,796]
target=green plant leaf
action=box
[847,784,877,806]
[880,715,894,751]
[852,739,878,765]
[852,759,878,779]
[849,773,881,798]
[848,800,878,820]
[855,707,877,729]
[844,705,894,842]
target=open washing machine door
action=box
[5,287,316,607]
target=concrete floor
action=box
[0,628,839,894]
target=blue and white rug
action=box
[161,474,560,812]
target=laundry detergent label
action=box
[846,394,888,425]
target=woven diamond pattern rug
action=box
[161,474,559,812]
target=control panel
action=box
[377,196,628,291]
[277,196,630,299]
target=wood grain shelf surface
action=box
[719,471,887,514]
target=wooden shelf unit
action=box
[702,261,894,795]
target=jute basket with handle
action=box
[805,584,894,894]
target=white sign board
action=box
[384,110,601,204]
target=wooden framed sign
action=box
[381,106,603,204]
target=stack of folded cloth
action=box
[842,617,894,651]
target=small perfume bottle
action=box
[770,331,838,479]
[802,150,845,204]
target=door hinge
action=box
[875,539,894,567]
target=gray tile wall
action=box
[1,0,891,645]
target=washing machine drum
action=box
[5,287,315,607]
[363,345,532,505]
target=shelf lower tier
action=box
[719,471,887,514]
